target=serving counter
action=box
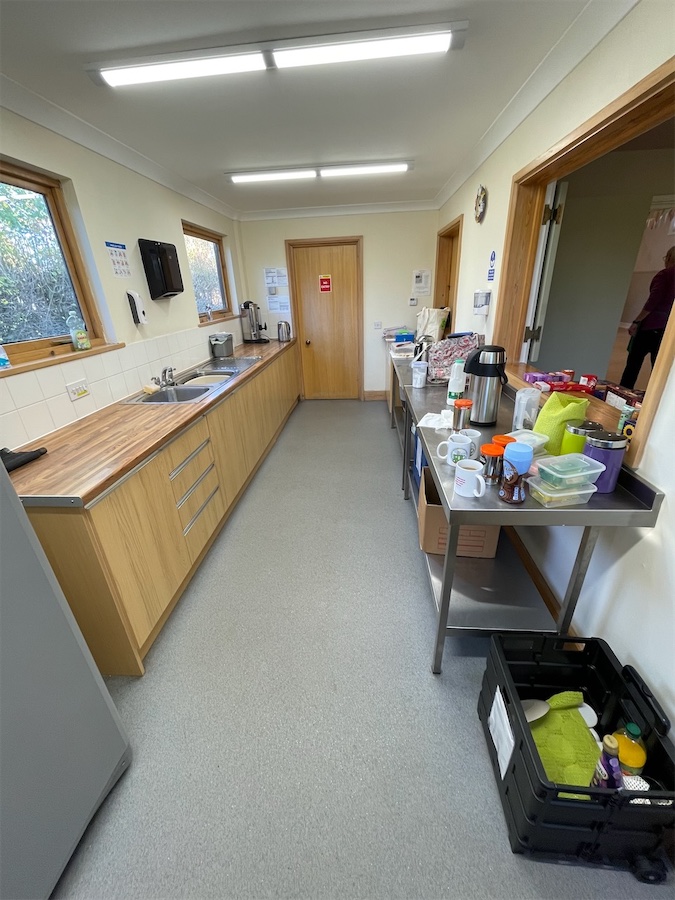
[390,358,664,674]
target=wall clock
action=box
[475,185,488,223]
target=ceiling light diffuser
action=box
[99,53,265,87]
[273,33,451,69]
[230,169,317,184]
[319,163,409,178]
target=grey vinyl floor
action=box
[53,400,667,900]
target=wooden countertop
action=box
[10,341,294,506]
[505,363,622,433]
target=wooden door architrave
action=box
[433,214,463,334]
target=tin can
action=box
[480,443,504,485]
[562,369,575,380]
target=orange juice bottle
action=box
[613,722,647,775]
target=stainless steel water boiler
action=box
[241,301,269,343]
[464,345,508,425]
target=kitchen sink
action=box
[126,384,214,404]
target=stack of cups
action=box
[411,361,428,388]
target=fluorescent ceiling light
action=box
[230,169,317,184]
[99,53,265,86]
[273,33,451,69]
[320,163,409,178]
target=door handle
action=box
[305,339,311,345]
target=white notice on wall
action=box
[412,269,431,295]
[488,686,515,779]
[106,241,131,278]
[264,266,288,286]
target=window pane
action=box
[0,181,83,344]
[184,234,226,315]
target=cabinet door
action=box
[89,451,192,648]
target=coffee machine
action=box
[241,301,269,344]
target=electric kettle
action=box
[278,321,291,342]
[464,345,508,425]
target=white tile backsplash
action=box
[1,410,29,448]
[36,365,67,400]
[2,326,210,442]
[6,371,43,407]
[18,401,56,442]
[0,379,16,415]
[48,393,78,429]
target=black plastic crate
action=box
[477,634,675,884]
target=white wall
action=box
[437,1,675,721]
[240,212,438,392]
[622,209,675,322]
[0,110,246,445]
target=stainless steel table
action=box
[391,358,664,674]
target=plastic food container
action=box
[527,475,597,508]
[506,429,549,455]
[536,453,606,488]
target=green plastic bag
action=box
[533,392,589,455]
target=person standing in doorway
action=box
[620,246,675,389]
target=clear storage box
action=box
[535,453,606,488]
[506,429,549,456]
[527,475,597,508]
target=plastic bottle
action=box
[0,346,11,368]
[512,387,541,431]
[498,441,533,504]
[591,734,624,789]
[613,722,647,775]
[65,310,91,351]
[446,358,466,405]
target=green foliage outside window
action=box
[184,233,226,317]
[0,181,82,344]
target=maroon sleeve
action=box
[642,268,673,313]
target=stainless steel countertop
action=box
[393,358,663,527]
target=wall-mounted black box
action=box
[138,239,183,300]
[478,634,675,884]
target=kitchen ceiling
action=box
[0,1,640,220]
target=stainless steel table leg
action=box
[432,521,461,674]
[557,525,600,634]
[402,401,412,498]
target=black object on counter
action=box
[1,447,47,472]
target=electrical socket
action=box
[374,321,382,330]
[409,297,418,306]
[66,379,90,401]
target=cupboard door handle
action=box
[305,339,311,345]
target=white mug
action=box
[459,429,482,459]
[454,459,487,498]
[437,433,471,467]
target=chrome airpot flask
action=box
[464,345,508,425]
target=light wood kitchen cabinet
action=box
[24,344,300,676]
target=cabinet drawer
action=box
[183,483,226,563]
[169,438,213,504]
[163,418,210,475]
[176,464,221,531]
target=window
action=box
[0,160,103,366]
[182,222,232,322]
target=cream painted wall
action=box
[437,1,675,721]
[240,212,438,392]
[1,110,246,347]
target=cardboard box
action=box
[418,468,500,557]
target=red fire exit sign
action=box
[319,275,332,292]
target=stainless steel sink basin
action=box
[199,356,261,375]
[127,384,213,404]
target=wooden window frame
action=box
[493,59,675,469]
[0,160,110,369]
[181,221,234,325]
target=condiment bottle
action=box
[559,419,603,455]
[65,310,91,351]
[582,431,628,493]
[591,734,624,789]
[498,441,533,504]
[480,443,504,485]
[613,722,647,776]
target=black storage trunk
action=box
[478,634,675,883]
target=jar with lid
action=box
[498,441,533,504]
[492,434,516,451]
[480,443,504,485]
[559,419,603,455]
[582,431,628,493]
[452,398,473,431]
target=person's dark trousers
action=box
[620,327,664,389]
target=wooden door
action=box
[286,238,362,399]
[433,215,463,333]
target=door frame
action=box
[433,214,463,332]
[493,58,675,468]
[285,236,364,400]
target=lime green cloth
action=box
[533,393,590,455]
[530,691,600,794]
